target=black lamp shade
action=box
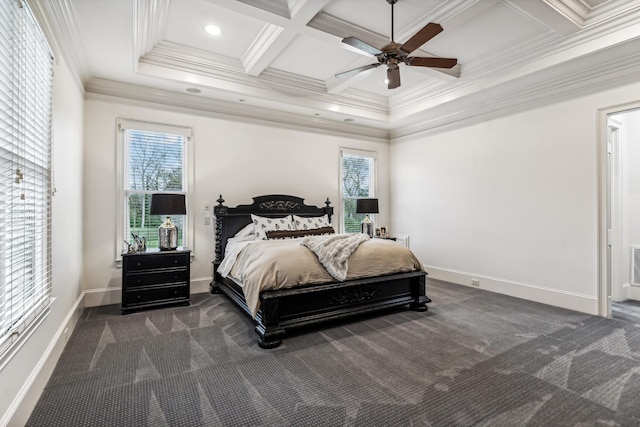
[150,193,186,215]
[356,198,379,214]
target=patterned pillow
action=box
[251,214,294,240]
[292,214,331,230]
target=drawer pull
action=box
[137,262,142,267]
[174,260,178,264]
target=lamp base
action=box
[158,216,179,250]
[361,215,374,237]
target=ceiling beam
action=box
[241,24,296,77]
[507,0,583,34]
[236,0,332,77]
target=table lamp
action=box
[150,193,186,250]
[356,198,378,237]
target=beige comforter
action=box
[228,237,423,317]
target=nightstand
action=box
[121,248,191,314]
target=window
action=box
[340,149,376,233]
[117,119,192,254]
[0,0,54,357]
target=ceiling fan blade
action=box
[408,57,457,69]
[399,23,443,54]
[341,37,383,56]
[387,66,400,89]
[335,63,381,78]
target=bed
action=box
[211,194,430,348]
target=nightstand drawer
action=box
[124,253,188,271]
[125,284,189,306]
[125,269,188,288]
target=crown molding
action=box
[140,41,389,120]
[389,1,640,121]
[84,78,390,142]
[391,37,640,140]
[27,0,90,89]
[134,0,170,60]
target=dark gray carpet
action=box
[27,279,640,426]
[612,299,640,324]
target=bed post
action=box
[409,273,430,311]
[211,195,227,294]
[323,197,333,223]
[256,296,285,349]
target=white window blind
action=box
[119,120,190,252]
[340,149,376,233]
[0,0,54,357]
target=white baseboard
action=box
[6,293,84,427]
[425,265,598,315]
[83,276,213,307]
[625,284,640,300]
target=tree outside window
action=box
[341,151,376,233]
[124,129,186,249]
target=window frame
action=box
[116,118,194,261]
[339,148,378,233]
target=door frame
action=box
[597,101,640,317]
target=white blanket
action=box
[301,233,370,281]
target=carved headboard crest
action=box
[259,200,300,211]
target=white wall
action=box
[390,81,640,315]
[1,56,85,425]
[82,96,390,304]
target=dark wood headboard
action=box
[213,194,333,274]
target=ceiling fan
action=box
[335,0,457,89]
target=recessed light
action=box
[384,78,389,85]
[205,24,221,36]
[344,118,354,122]
[186,88,201,94]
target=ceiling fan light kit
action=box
[336,0,458,89]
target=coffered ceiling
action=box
[35,0,640,139]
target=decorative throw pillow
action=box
[267,226,335,240]
[251,214,294,240]
[292,214,331,230]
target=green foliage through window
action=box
[124,129,187,248]
[341,152,375,233]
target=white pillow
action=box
[292,214,331,230]
[228,223,256,243]
[251,214,294,240]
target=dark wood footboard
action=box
[213,270,429,348]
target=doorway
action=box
[599,103,640,322]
